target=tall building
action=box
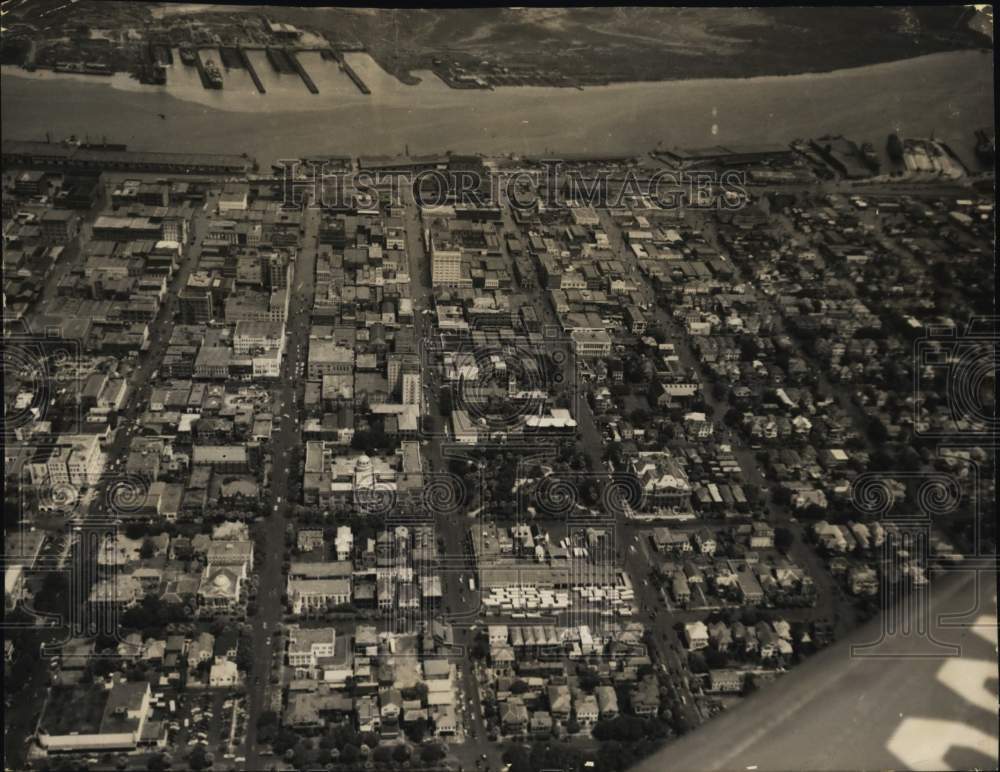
[179,273,215,323]
[401,364,421,406]
[234,320,285,355]
[387,353,420,397]
[429,218,464,287]
[261,250,292,290]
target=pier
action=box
[2,140,254,175]
[288,50,319,95]
[335,50,371,95]
[219,46,243,70]
[265,47,296,74]
[238,47,266,94]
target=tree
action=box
[419,743,445,764]
[402,683,429,704]
[404,717,428,743]
[340,744,360,765]
[470,632,489,660]
[510,679,530,695]
[147,754,171,772]
[125,522,149,540]
[372,745,393,764]
[774,527,794,554]
[392,744,411,763]
[687,651,707,673]
[705,647,727,669]
[292,743,310,770]
[188,746,212,770]
[530,741,584,772]
[139,538,156,559]
[273,727,300,756]
[235,634,254,672]
[578,668,600,692]
[34,571,69,616]
[670,711,691,736]
[504,745,531,772]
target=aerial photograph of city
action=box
[0,3,996,772]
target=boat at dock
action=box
[203,59,223,89]
[179,47,197,66]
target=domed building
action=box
[197,564,245,614]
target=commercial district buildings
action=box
[3,138,994,772]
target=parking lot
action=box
[161,689,248,767]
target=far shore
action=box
[2,48,995,113]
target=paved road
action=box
[402,192,502,770]
[632,567,999,772]
[244,200,320,770]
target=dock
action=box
[266,47,296,74]
[238,47,266,94]
[335,50,370,95]
[288,50,319,95]
[3,139,254,175]
[219,46,243,70]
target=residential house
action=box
[210,659,239,688]
[694,528,717,556]
[755,622,778,659]
[575,694,599,728]
[749,522,775,549]
[595,685,619,719]
[707,621,732,652]
[501,698,529,735]
[849,565,879,596]
[629,675,660,717]
[548,684,572,722]
[709,669,744,693]
[530,710,554,738]
[684,621,709,651]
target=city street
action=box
[244,199,320,769]
[403,190,501,770]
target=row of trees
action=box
[256,712,447,771]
